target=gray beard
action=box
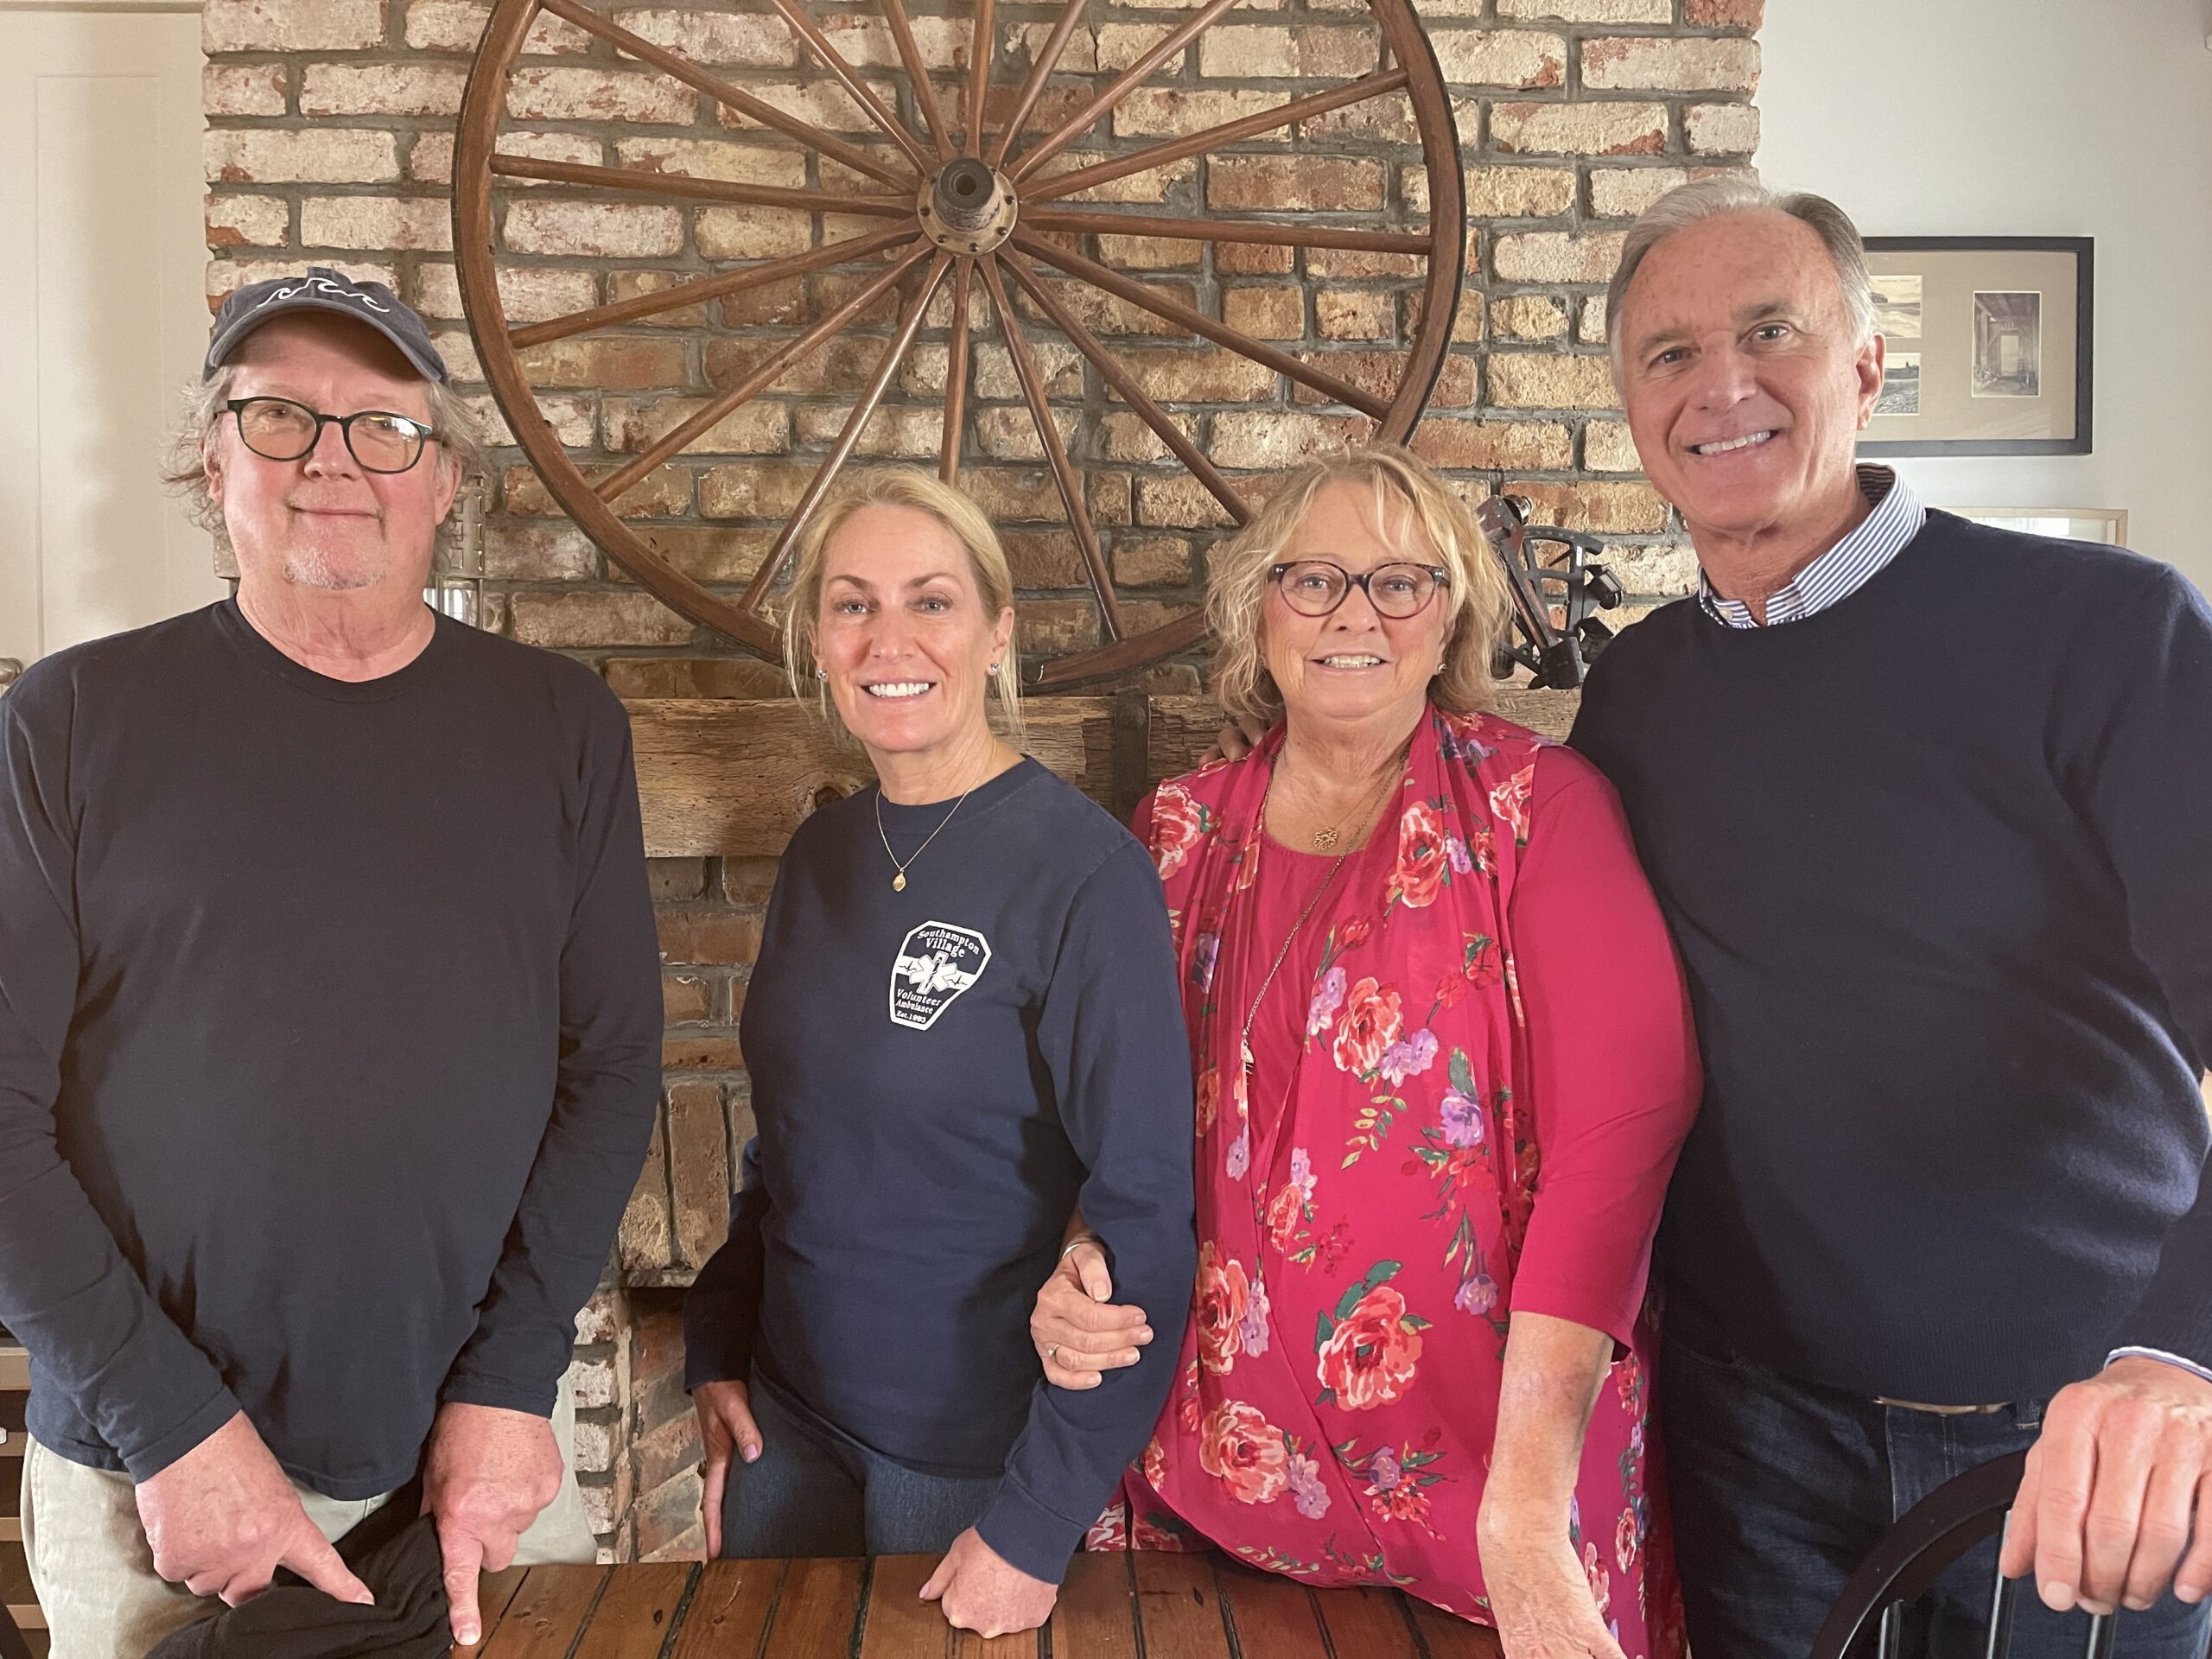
[280,548,387,592]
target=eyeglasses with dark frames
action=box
[225,396,439,474]
[1269,560,1450,620]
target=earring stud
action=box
[816,667,829,682]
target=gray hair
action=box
[1605,178,1877,382]
[162,362,486,546]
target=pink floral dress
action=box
[1086,708,1697,1659]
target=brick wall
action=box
[203,0,1761,1560]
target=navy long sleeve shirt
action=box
[683,759,1196,1583]
[0,602,662,1493]
[1572,513,2212,1402]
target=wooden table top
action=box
[461,1553,1503,1658]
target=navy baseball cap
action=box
[204,267,448,384]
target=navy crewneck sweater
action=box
[1572,512,2212,1403]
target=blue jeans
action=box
[717,1369,1001,1559]
[1661,1325,2212,1658]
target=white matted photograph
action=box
[1972,290,2042,397]
[1872,274,1923,340]
[1876,351,1921,416]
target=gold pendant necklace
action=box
[875,779,980,893]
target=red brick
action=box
[301,62,466,116]
[668,1079,731,1268]
[1488,102,1666,156]
[204,63,288,118]
[205,0,385,51]
[663,1036,744,1071]
[656,909,766,967]
[617,1113,671,1274]
[509,591,694,649]
[662,972,711,1022]
[1410,418,1574,472]
[1206,156,1383,213]
[206,129,399,185]
[603,657,794,698]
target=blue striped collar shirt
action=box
[1696,464,1927,628]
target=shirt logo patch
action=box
[889,921,992,1031]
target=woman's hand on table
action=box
[1476,1498,1629,1659]
[920,1527,1058,1637]
[692,1378,764,1558]
[1030,1236,1151,1389]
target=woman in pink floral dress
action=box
[1032,448,1701,1659]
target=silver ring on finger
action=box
[1046,1344,1058,1360]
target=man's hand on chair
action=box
[2001,1357,2212,1615]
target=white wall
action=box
[1757,0,2212,589]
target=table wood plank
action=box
[1212,1562,1330,1659]
[1133,1554,1232,1659]
[858,1555,944,1659]
[1046,1553,1137,1659]
[949,1623,1039,1659]
[473,1567,531,1645]
[1314,1584,1421,1659]
[760,1556,865,1659]
[1408,1599,1506,1659]
[668,1560,785,1659]
[573,1562,694,1659]
[474,1566,607,1659]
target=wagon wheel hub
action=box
[918,159,1019,257]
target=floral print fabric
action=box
[1089,708,1682,1658]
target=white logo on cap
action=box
[251,275,391,315]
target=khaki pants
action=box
[21,1371,597,1659]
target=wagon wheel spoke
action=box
[489,155,910,218]
[1007,0,1243,184]
[997,245,1249,525]
[457,0,1469,688]
[508,226,919,349]
[1012,231,1391,420]
[963,0,994,156]
[984,0,1088,168]
[766,0,935,173]
[879,0,955,160]
[940,259,974,483]
[537,0,917,188]
[740,253,957,609]
[1025,209,1429,254]
[597,239,934,504]
[976,255,1121,643]
[1023,68,1410,204]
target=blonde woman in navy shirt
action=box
[683,469,1195,1640]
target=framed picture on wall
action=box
[1857,237,2093,456]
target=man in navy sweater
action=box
[1572,179,2212,1657]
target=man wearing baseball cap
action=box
[0,270,663,1656]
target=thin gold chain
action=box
[1237,750,1405,1076]
[874,780,979,893]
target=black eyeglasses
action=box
[225,396,439,474]
[1269,560,1450,620]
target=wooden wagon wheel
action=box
[454,0,1465,690]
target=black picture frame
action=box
[1857,235,2093,458]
